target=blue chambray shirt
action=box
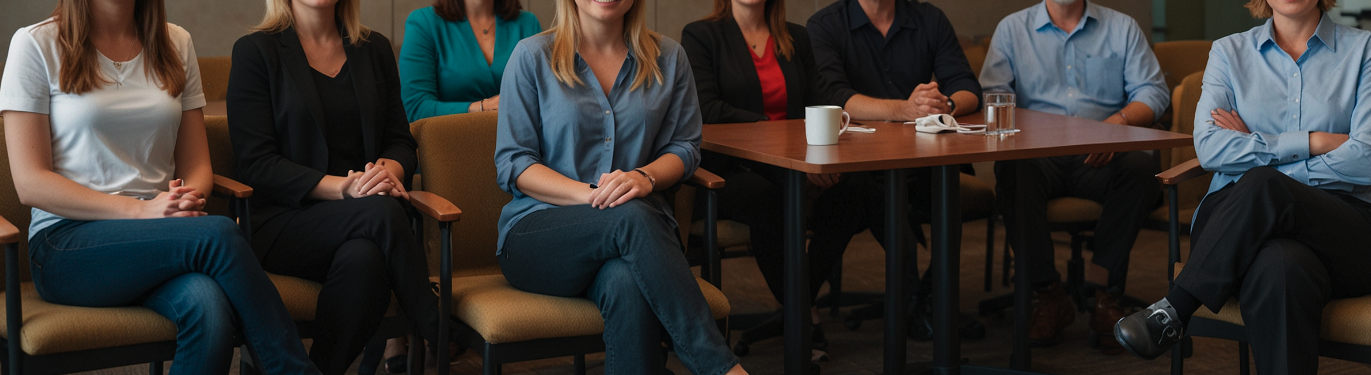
[1194,13,1371,202]
[979,1,1168,122]
[494,33,703,253]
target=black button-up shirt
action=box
[807,0,982,106]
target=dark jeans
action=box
[29,216,319,375]
[255,196,440,375]
[995,151,1160,290]
[1177,167,1371,375]
[499,200,738,375]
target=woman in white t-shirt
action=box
[0,0,320,373]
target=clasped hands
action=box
[904,82,952,119]
[342,159,410,200]
[141,179,208,218]
[588,169,652,209]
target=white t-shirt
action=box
[0,19,206,237]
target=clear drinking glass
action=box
[984,92,1016,137]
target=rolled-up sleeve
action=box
[657,46,703,181]
[494,42,543,197]
[928,8,981,99]
[1121,19,1169,119]
[807,15,859,107]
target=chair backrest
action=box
[198,57,232,102]
[1165,71,1211,211]
[1153,40,1212,91]
[203,115,237,217]
[411,112,508,277]
[0,116,33,288]
[963,38,990,80]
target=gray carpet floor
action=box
[75,217,1371,375]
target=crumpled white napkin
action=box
[910,114,971,133]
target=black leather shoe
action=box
[1115,300,1184,360]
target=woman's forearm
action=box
[515,164,597,206]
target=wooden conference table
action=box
[701,108,1192,374]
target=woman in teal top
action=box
[399,0,541,122]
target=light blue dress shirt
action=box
[1194,14,1371,202]
[398,7,541,122]
[980,2,1168,121]
[494,34,703,252]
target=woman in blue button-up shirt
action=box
[1116,1,1371,373]
[493,0,746,374]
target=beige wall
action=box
[2,0,1152,60]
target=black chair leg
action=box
[1238,342,1250,375]
[148,361,163,375]
[573,354,586,375]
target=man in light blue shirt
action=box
[979,0,1169,353]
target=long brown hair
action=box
[49,0,185,96]
[703,0,794,60]
[253,0,371,46]
[545,0,661,91]
[434,0,524,22]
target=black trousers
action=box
[995,151,1159,290]
[254,196,440,375]
[698,153,787,302]
[805,168,941,301]
[1177,167,1371,375]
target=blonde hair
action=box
[1245,0,1336,19]
[48,0,185,96]
[703,0,794,60]
[253,0,370,46]
[544,0,661,91]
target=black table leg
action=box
[885,169,909,374]
[931,165,961,374]
[784,169,813,374]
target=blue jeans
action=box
[500,200,738,375]
[29,216,319,375]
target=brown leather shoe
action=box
[1029,281,1076,347]
[1092,289,1126,355]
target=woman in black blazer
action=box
[226,0,441,373]
[681,0,828,354]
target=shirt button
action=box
[1293,115,1298,119]
[1294,98,1300,103]
[605,137,612,142]
[1067,65,1073,70]
[604,110,611,114]
[1293,73,1300,77]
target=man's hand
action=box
[1083,153,1115,168]
[807,173,842,189]
[903,82,950,120]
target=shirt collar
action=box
[847,0,918,32]
[1030,1,1099,35]
[1255,12,1338,52]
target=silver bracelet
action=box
[479,98,485,112]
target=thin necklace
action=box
[474,17,495,35]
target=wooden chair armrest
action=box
[0,215,19,244]
[213,174,253,198]
[1156,158,1206,185]
[410,191,462,222]
[686,168,725,190]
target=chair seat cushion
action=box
[1046,197,1103,224]
[0,283,176,356]
[268,273,322,322]
[444,274,729,344]
[1175,262,1371,346]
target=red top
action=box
[751,36,788,121]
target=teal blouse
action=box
[399,7,541,122]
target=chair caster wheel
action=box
[732,341,750,356]
[843,316,861,330]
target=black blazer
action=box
[226,25,417,231]
[682,18,818,124]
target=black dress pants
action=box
[698,153,787,302]
[1177,167,1371,375]
[255,196,441,375]
[995,151,1159,290]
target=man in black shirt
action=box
[796,0,983,345]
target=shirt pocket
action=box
[1084,55,1126,99]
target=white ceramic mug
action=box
[805,105,851,145]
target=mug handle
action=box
[837,112,851,135]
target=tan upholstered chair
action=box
[1152,40,1213,131]
[203,116,420,375]
[1158,72,1371,370]
[409,111,730,375]
[198,57,232,102]
[0,116,252,374]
